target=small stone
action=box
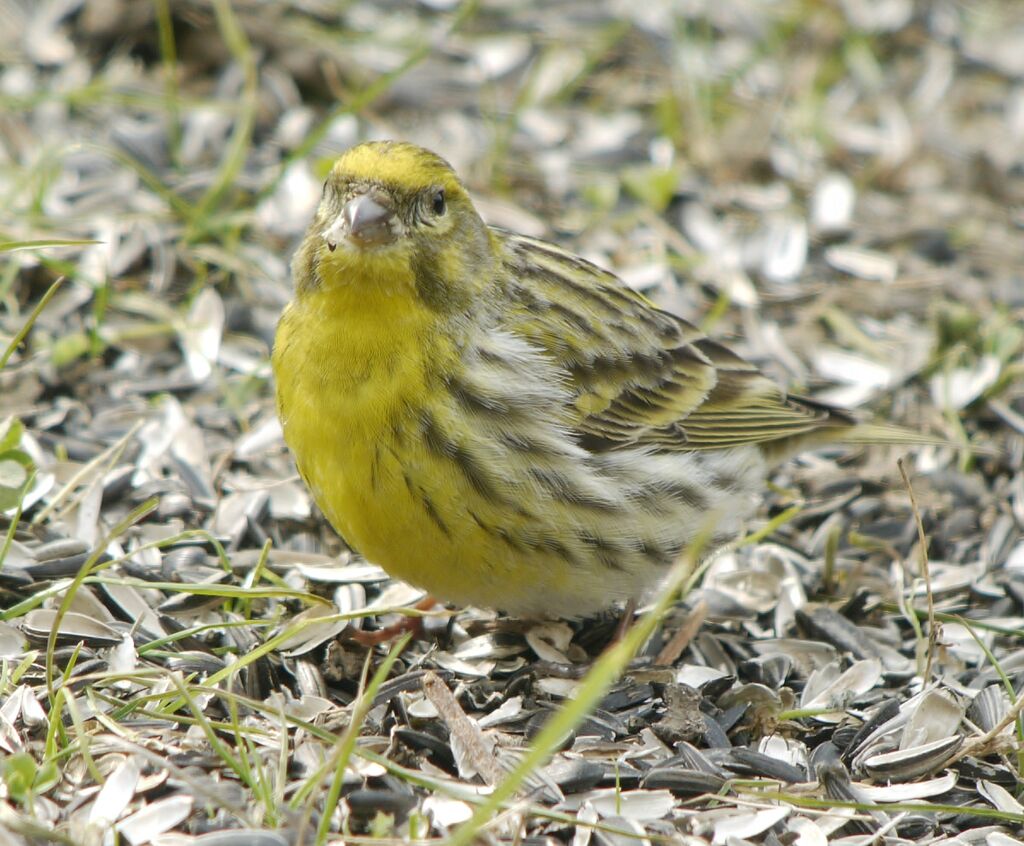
[651,684,704,746]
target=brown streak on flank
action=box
[420,491,451,538]
[638,539,673,567]
[529,535,580,566]
[573,531,627,571]
[457,445,508,506]
[476,345,509,367]
[401,471,416,500]
[497,430,543,454]
[468,508,517,544]
[661,480,710,510]
[447,374,511,416]
[626,479,674,510]
[370,445,381,492]
[529,467,617,511]
[495,526,526,552]
[420,409,457,458]
[596,550,625,571]
[421,354,450,394]
[388,404,412,447]
[576,529,625,554]
[420,410,507,505]
[712,468,741,493]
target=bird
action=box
[272,140,923,620]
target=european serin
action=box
[273,141,917,617]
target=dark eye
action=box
[431,189,446,216]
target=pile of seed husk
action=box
[1,0,1023,844]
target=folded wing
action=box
[499,232,852,457]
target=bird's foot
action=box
[346,595,444,646]
[610,598,638,645]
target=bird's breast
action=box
[272,288,464,556]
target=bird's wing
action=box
[499,232,845,453]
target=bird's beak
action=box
[323,194,397,251]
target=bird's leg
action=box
[610,598,638,644]
[347,595,443,646]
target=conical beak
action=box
[323,194,397,250]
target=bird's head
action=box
[296,141,494,310]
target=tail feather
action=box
[839,423,948,446]
[762,395,953,463]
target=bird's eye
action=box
[431,189,446,216]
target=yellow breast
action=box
[272,264,639,615]
[272,279,490,601]
[276,278,416,508]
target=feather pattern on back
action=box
[498,232,851,457]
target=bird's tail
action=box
[760,394,955,464]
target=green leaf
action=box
[2,753,38,803]
[0,448,34,511]
[0,418,23,453]
[33,760,60,794]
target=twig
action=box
[654,599,707,666]
[423,671,503,787]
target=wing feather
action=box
[498,231,850,453]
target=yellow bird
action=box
[273,141,917,618]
